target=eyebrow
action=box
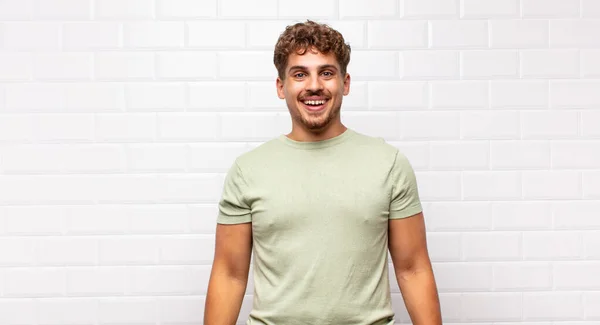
[288,64,339,73]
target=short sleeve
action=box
[217,161,252,224]
[389,151,423,219]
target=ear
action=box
[276,77,285,99]
[343,73,351,96]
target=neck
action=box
[286,122,347,142]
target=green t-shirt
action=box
[217,128,423,325]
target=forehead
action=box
[286,49,340,70]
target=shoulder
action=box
[231,137,284,171]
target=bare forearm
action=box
[204,271,248,325]
[396,267,442,325]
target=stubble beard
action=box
[297,103,340,131]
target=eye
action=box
[322,71,334,77]
[294,72,306,78]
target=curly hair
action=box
[273,20,351,80]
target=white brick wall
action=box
[0,0,598,324]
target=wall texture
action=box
[0,0,599,324]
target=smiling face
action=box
[276,48,350,136]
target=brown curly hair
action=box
[273,20,351,80]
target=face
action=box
[276,48,350,133]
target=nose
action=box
[306,74,323,92]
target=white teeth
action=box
[304,100,326,105]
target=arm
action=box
[204,222,253,325]
[389,212,442,325]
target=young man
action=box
[204,20,442,325]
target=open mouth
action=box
[301,99,329,112]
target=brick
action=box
[522,0,580,17]
[36,114,94,143]
[368,81,428,109]
[461,50,518,78]
[491,140,550,169]
[278,0,336,18]
[65,205,128,234]
[187,21,245,48]
[33,53,92,80]
[4,268,66,297]
[37,238,97,266]
[493,202,552,230]
[156,52,217,79]
[583,171,600,199]
[246,82,282,110]
[190,82,246,110]
[339,0,398,18]
[0,238,36,266]
[189,204,219,233]
[521,50,579,79]
[0,299,36,325]
[585,292,600,318]
[0,175,98,204]
[521,111,578,139]
[0,115,36,143]
[414,172,462,201]
[159,236,214,264]
[430,20,488,48]
[401,112,460,140]
[460,111,520,139]
[430,141,489,170]
[126,83,185,112]
[220,0,277,17]
[401,51,459,79]
[127,144,187,172]
[3,22,61,51]
[124,22,185,49]
[555,262,600,289]
[491,80,548,108]
[552,141,600,169]
[129,204,188,233]
[551,20,600,48]
[554,201,600,230]
[582,0,600,17]
[493,262,552,290]
[551,80,600,108]
[403,0,458,18]
[94,52,154,80]
[3,206,64,235]
[585,232,600,258]
[522,171,581,199]
[433,263,492,291]
[218,52,276,79]
[156,0,216,18]
[490,20,549,48]
[461,0,519,18]
[523,231,583,260]
[65,83,125,112]
[99,237,159,265]
[582,50,600,77]
[157,296,204,323]
[348,51,399,78]
[523,292,583,320]
[67,267,127,295]
[95,0,153,19]
[426,202,491,231]
[0,0,33,20]
[344,112,399,139]
[388,142,429,171]
[129,266,196,294]
[63,22,120,50]
[426,233,461,261]
[463,171,521,200]
[461,293,522,321]
[462,232,521,260]
[0,144,125,174]
[158,113,218,141]
[220,112,293,141]
[5,83,64,112]
[95,113,156,142]
[581,111,600,137]
[0,53,33,80]
[431,81,488,109]
[99,298,158,323]
[37,298,97,324]
[246,20,299,49]
[33,0,90,19]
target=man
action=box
[204,20,442,325]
